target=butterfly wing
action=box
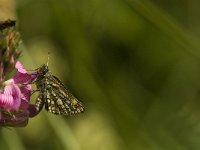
[43,73,84,115]
[35,93,45,113]
[35,79,46,113]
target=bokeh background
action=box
[1,0,200,150]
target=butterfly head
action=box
[37,64,49,76]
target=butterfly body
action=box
[34,65,84,115]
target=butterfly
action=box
[34,64,84,115]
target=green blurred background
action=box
[2,0,200,149]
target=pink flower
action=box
[0,61,37,126]
[0,84,21,110]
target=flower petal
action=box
[3,84,21,110]
[12,61,37,84]
[19,99,29,110]
[31,72,38,80]
[28,104,38,117]
[0,94,14,109]
[13,73,33,84]
[20,85,32,101]
[15,61,27,73]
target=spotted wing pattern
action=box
[35,72,84,115]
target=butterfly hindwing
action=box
[35,93,45,113]
[44,73,84,115]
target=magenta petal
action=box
[4,84,21,98]
[13,73,33,84]
[13,61,36,84]
[28,104,38,117]
[3,85,12,95]
[31,72,38,80]
[12,98,21,110]
[11,61,37,84]
[0,94,14,109]
[20,85,32,101]
[15,61,27,73]
[3,84,21,110]
[19,99,29,110]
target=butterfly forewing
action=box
[35,65,84,115]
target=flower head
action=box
[0,20,38,127]
[0,61,37,126]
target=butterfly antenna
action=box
[47,52,50,66]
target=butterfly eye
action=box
[38,65,48,75]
